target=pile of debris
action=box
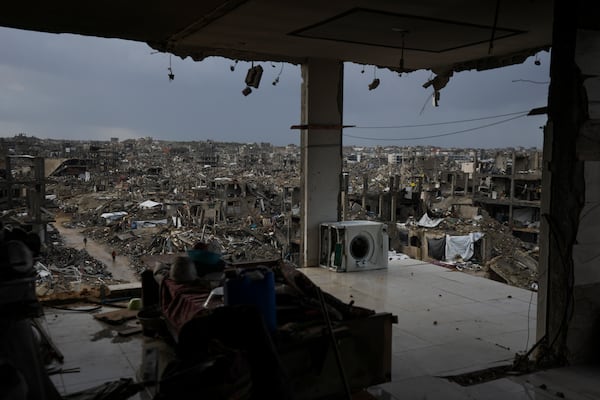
[403,207,539,290]
[35,223,120,296]
[467,211,539,290]
[36,244,121,297]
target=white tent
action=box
[139,200,162,209]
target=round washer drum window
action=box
[350,235,370,260]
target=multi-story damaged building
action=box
[0,134,540,292]
[339,146,543,274]
[474,150,543,243]
[1,135,543,254]
[0,154,55,242]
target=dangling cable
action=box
[488,0,501,55]
[273,62,284,86]
[400,32,406,70]
[167,54,175,81]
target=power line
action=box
[353,110,530,129]
[511,79,549,85]
[345,114,528,142]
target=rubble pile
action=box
[487,249,538,290]
[3,136,544,294]
[36,244,121,296]
[421,207,538,290]
[80,222,285,274]
[217,227,283,263]
[53,188,292,277]
[440,210,529,257]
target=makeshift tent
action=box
[445,232,484,262]
[139,200,162,209]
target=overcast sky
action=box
[0,27,551,149]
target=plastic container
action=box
[137,307,164,336]
[224,268,276,332]
[128,297,143,310]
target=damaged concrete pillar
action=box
[5,156,13,208]
[300,58,343,267]
[362,174,368,210]
[537,0,588,365]
[33,157,46,243]
[509,152,516,226]
[341,172,349,221]
[390,176,396,222]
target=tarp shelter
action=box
[445,232,484,262]
[418,213,444,228]
[139,200,163,209]
[100,211,128,225]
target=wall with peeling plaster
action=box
[565,27,600,364]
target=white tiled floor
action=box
[42,305,165,399]
[301,260,600,399]
[301,259,537,377]
[39,259,600,399]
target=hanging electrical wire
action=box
[167,54,174,81]
[272,62,284,85]
[344,113,528,141]
[354,109,531,129]
[511,79,550,84]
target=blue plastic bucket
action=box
[224,269,276,332]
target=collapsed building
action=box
[341,146,541,290]
[1,135,541,294]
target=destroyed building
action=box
[474,150,543,243]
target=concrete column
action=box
[509,152,516,226]
[362,174,368,210]
[536,0,586,365]
[300,59,343,267]
[34,157,46,242]
[389,176,396,222]
[341,173,349,221]
[6,156,12,208]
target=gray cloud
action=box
[0,27,549,148]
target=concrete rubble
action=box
[395,206,538,290]
[36,224,122,297]
[1,135,541,295]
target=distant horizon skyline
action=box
[1,27,550,149]
[2,132,542,151]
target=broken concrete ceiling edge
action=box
[148,41,551,77]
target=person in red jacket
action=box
[111,250,116,262]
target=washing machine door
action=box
[347,231,375,270]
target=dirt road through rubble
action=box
[53,216,138,283]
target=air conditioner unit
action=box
[319,221,388,272]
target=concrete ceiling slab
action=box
[292,8,524,53]
[1,0,554,73]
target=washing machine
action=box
[319,220,388,272]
